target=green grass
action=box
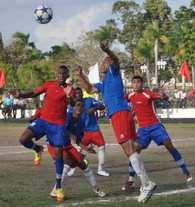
[0,122,195,207]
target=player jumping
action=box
[75,42,156,203]
[15,65,72,202]
[127,75,192,188]
[48,100,106,198]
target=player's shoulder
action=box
[128,92,136,100]
[43,80,57,87]
[142,89,152,99]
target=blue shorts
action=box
[137,123,170,149]
[28,118,70,147]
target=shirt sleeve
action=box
[34,82,48,95]
[148,91,161,100]
[93,82,103,94]
[91,98,103,109]
[109,63,120,75]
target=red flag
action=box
[0,69,6,88]
[179,61,191,81]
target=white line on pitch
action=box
[54,187,195,207]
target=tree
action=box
[87,19,119,43]
[0,32,5,62]
[143,0,172,86]
[173,2,195,87]
[112,0,145,73]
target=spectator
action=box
[175,88,183,108]
[12,97,20,118]
[2,92,13,119]
[187,87,195,107]
[18,98,27,118]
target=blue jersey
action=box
[66,109,84,142]
[82,97,101,132]
[94,64,130,117]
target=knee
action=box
[164,140,174,151]
[54,148,63,157]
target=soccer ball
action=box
[34,5,53,24]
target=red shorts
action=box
[81,130,105,147]
[111,110,136,144]
[47,144,83,162]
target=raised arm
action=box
[14,83,47,99]
[100,41,119,66]
[14,90,39,99]
[75,66,98,94]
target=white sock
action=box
[129,152,150,186]
[83,166,96,187]
[61,164,71,183]
[128,176,134,182]
[98,145,105,171]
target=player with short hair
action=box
[75,42,156,203]
[14,65,72,202]
[49,100,106,198]
[74,87,110,177]
[127,75,192,187]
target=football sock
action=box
[169,148,190,175]
[61,164,71,183]
[129,152,150,186]
[128,162,136,181]
[83,166,96,187]
[55,155,64,189]
[98,145,105,171]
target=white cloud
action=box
[34,2,112,51]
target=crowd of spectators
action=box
[1,87,195,119]
[0,91,32,119]
[153,87,195,109]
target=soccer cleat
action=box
[67,168,76,177]
[93,187,106,198]
[137,181,157,203]
[97,170,110,177]
[34,145,44,166]
[56,188,65,202]
[186,174,193,183]
[121,181,135,192]
[50,184,57,198]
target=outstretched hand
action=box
[100,41,109,52]
[74,65,83,76]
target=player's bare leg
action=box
[120,140,156,203]
[19,128,44,166]
[163,140,192,183]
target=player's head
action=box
[73,99,84,117]
[56,65,69,85]
[100,56,113,73]
[132,75,144,92]
[75,87,83,99]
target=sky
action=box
[0,0,192,51]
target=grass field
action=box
[0,122,195,207]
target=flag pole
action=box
[182,75,185,90]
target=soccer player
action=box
[75,42,156,203]
[127,75,192,185]
[49,100,106,198]
[14,65,72,202]
[74,87,110,176]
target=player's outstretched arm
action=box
[13,90,39,99]
[87,101,105,114]
[100,41,119,66]
[75,66,98,94]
